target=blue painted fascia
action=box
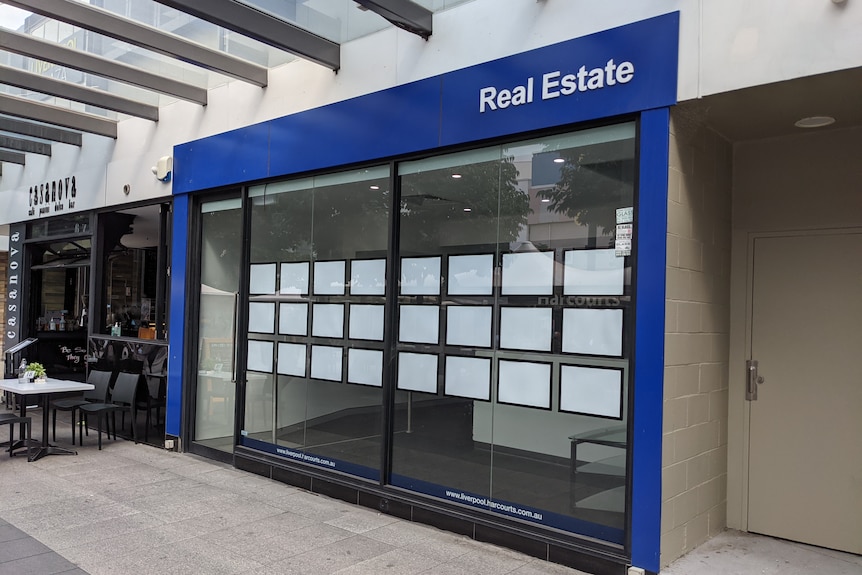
[630,107,670,572]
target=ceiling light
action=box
[451,174,462,179]
[794,116,835,129]
[369,185,379,190]
[541,198,550,203]
[463,207,471,212]
[553,158,565,163]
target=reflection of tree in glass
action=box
[250,184,390,263]
[537,140,634,247]
[400,157,530,253]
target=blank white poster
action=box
[279,303,308,335]
[310,345,343,381]
[562,308,623,356]
[312,304,344,338]
[347,349,383,387]
[248,302,276,334]
[249,263,276,295]
[398,305,439,344]
[280,262,309,295]
[277,343,306,377]
[314,260,346,295]
[348,304,384,341]
[501,251,555,295]
[563,249,624,295]
[400,257,441,295]
[560,365,623,418]
[446,306,492,347]
[444,356,491,400]
[448,254,494,295]
[499,307,552,351]
[350,259,386,295]
[498,360,551,409]
[247,340,273,372]
[396,353,438,393]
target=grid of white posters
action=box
[350,259,386,295]
[247,340,273,372]
[314,260,346,295]
[279,303,308,336]
[396,353,438,393]
[280,262,309,295]
[310,345,343,381]
[447,254,494,295]
[349,304,384,341]
[249,263,276,295]
[562,308,623,356]
[499,307,552,351]
[248,302,275,334]
[312,304,344,338]
[347,349,383,387]
[444,356,491,400]
[498,360,551,409]
[400,256,441,295]
[560,365,623,418]
[277,342,306,377]
[398,305,439,344]
[563,249,624,295]
[501,251,555,295]
[446,306,492,347]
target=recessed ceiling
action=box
[688,67,862,142]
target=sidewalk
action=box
[1,408,859,575]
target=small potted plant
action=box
[28,362,48,383]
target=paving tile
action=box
[263,534,394,575]
[323,507,399,534]
[436,545,532,575]
[0,535,51,561]
[333,548,437,575]
[0,523,28,543]
[0,552,79,575]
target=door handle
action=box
[746,359,765,401]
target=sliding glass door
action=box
[192,197,243,453]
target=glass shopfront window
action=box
[391,123,635,543]
[244,166,390,479]
[235,121,636,544]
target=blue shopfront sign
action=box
[173,12,678,193]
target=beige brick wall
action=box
[661,105,732,566]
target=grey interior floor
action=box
[1,405,859,575]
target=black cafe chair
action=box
[51,370,113,444]
[0,412,33,460]
[79,371,141,449]
[136,373,166,442]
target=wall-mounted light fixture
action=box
[151,155,173,182]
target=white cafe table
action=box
[0,377,95,461]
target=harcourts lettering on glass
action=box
[479,59,634,113]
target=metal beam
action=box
[355,0,433,39]
[0,150,26,165]
[4,0,268,87]
[0,116,82,146]
[0,93,117,138]
[1,64,159,121]
[154,0,340,70]
[0,29,207,106]
[0,135,52,156]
